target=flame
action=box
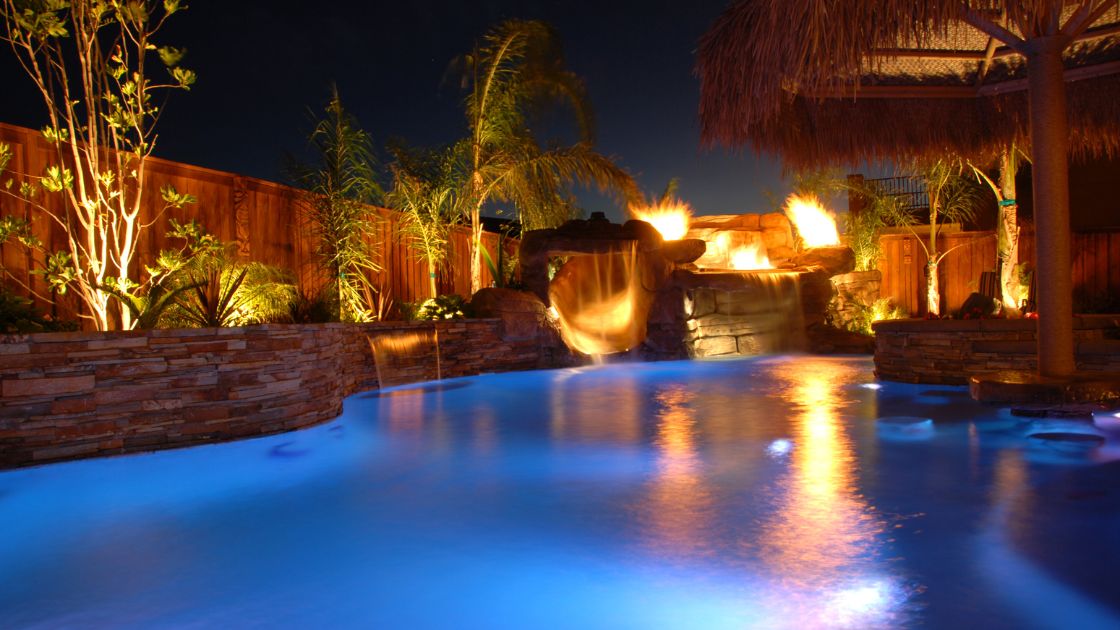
[784,193,840,248]
[730,242,772,270]
[630,199,693,241]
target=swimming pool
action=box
[2,356,1118,628]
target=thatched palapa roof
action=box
[697,0,1120,168]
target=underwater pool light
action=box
[767,438,793,457]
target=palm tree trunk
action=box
[427,253,438,298]
[470,202,483,295]
[997,150,1022,314]
[926,260,940,316]
[926,205,940,316]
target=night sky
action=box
[1,0,819,222]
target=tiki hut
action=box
[697,0,1120,378]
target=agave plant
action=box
[168,251,295,328]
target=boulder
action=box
[761,227,791,251]
[767,245,797,263]
[659,238,706,264]
[760,212,790,229]
[792,246,856,277]
[469,288,552,341]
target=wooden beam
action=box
[803,85,977,99]
[1074,21,1120,43]
[800,60,1120,100]
[1060,0,1096,38]
[962,8,1029,54]
[976,11,1007,87]
[1062,0,1118,40]
[871,48,985,60]
[978,59,1120,96]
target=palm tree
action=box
[877,160,985,317]
[288,86,384,322]
[456,19,640,293]
[387,151,459,299]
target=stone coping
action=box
[969,370,1120,407]
[873,314,1120,333]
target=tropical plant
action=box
[481,230,520,289]
[386,150,460,299]
[0,285,75,333]
[164,246,295,328]
[284,287,338,324]
[288,85,384,322]
[453,19,640,292]
[844,206,887,272]
[0,0,196,330]
[101,219,221,329]
[834,297,906,336]
[407,294,467,321]
[876,160,986,317]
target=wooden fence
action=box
[0,123,508,327]
[878,226,1120,315]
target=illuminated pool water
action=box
[2,356,1119,628]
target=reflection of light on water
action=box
[758,360,903,626]
[640,385,713,558]
[876,416,935,442]
[767,439,793,458]
[827,578,907,626]
[860,383,882,390]
[549,371,642,445]
[383,384,425,433]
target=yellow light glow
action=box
[630,199,693,241]
[759,359,884,594]
[548,246,651,356]
[729,242,772,270]
[784,193,840,248]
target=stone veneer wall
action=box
[873,316,1120,384]
[0,320,546,468]
[683,280,806,357]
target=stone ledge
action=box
[969,370,1120,406]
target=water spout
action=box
[548,244,653,356]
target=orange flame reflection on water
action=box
[643,385,714,558]
[761,360,884,592]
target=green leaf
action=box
[157,45,185,67]
[40,126,68,143]
[171,67,196,89]
[41,165,73,192]
[160,185,196,208]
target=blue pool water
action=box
[2,356,1119,628]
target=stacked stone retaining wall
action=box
[0,320,546,468]
[873,316,1120,384]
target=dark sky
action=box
[1,0,807,221]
